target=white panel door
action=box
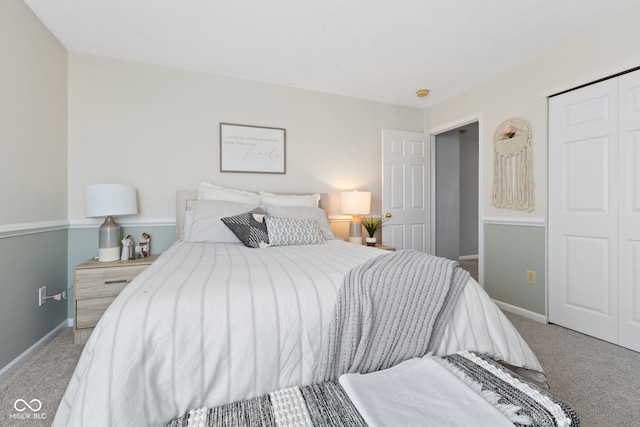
[381,129,430,252]
[549,78,619,342]
[618,71,640,351]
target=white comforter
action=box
[54,240,542,427]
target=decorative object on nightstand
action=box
[341,190,371,244]
[84,184,138,262]
[73,255,159,344]
[361,216,385,246]
[121,235,134,260]
[135,232,150,258]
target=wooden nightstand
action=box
[73,255,159,345]
[374,244,396,251]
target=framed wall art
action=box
[220,123,286,174]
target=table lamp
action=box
[341,190,371,244]
[84,184,138,262]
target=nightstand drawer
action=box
[75,264,149,299]
[76,296,116,329]
[73,255,159,345]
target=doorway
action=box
[432,121,480,281]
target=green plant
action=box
[361,216,385,238]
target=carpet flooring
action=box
[0,329,82,427]
[1,313,639,426]
[504,312,640,426]
[458,258,479,281]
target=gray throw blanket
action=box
[317,250,469,382]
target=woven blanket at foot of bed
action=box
[166,351,579,427]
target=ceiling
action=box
[24,0,640,109]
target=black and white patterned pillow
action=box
[221,208,269,248]
[265,217,324,246]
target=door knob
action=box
[385,212,392,218]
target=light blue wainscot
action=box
[0,227,68,377]
[483,221,546,317]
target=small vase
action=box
[365,237,377,246]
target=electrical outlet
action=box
[38,286,47,306]
[526,270,536,285]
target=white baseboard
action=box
[0,318,72,382]
[459,255,479,261]
[493,299,548,324]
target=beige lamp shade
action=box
[341,191,371,215]
[341,191,371,244]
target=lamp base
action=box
[98,247,120,262]
[98,216,121,262]
[348,219,363,245]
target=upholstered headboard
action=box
[175,190,329,240]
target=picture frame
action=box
[220,123,286,174]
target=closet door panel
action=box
[618,70,640,351]
[563,236,611,314]
[564,136,609,213]
[549,78,619,343]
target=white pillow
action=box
[266,217,325,246]
[198,182,261,205]
[184,200,259,242]
[265,205,336,240]
[260,191,320,207]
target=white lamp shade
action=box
[341,191,371,215]
[84,184,138,218]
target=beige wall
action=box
[0,0,67,224]
[68,54,423,223]
[65,8,640,225]
[426,8,640,219]
[0,0,69,375]
[426,9,640,315]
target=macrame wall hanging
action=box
[491,118,534,212]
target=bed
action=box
[53,184,553,427]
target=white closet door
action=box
[549,78,619,342]
[618,70,640,352]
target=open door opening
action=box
[433,122,479,281]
